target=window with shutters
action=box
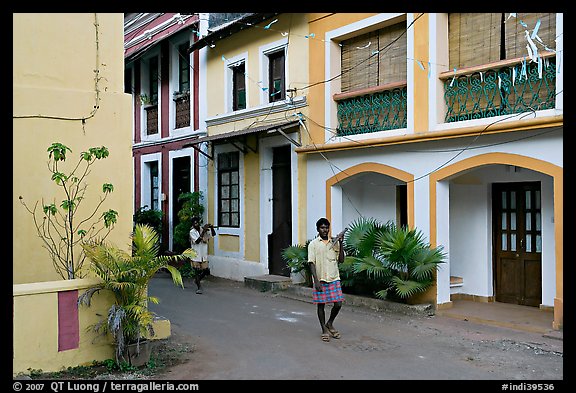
[178,43,190,94]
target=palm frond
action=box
[163,264,184,288]
[352,255,393,280]
[80,223,189,366]
[389,276,430,299]
[410,247,446,280]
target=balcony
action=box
[334,81,407,137]
[441,52,556,123]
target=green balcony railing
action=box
[335,82,407,136]
[442,54,556,123]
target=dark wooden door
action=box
[493,182,542,307]
[172,156,191,250]
[268,145,292,276]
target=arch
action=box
[429,152,563,330]
[325,162,415,229]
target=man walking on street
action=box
[308,217,345,342]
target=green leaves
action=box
[345,218,445,301]
[21,142,117,280]
[81,146,110,161]
[47,142,72,162]
[43,203,57,216]
[103,209,118,228]
[79,224,188,365]
[51,171,68,185]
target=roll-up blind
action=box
[378,22,407,86]
[341,21,406,93]
[505,13,555,59]
[449,13,502,69]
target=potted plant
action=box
[281,241,312,287]
[139,94,157,106]
[78,223,195,367]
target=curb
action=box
[276,284,435,317]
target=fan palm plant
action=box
[78,224,195,366]
[345,217,446,302]
[340,217,394,295]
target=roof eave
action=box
[188,13,280,53]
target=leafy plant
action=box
[281,240,312,287]
[19,142,118,279]
[78,224,196,366]
[172,191,205,253]
[139,94,157,106]
[347,218,446,302]
[133,205,163,235]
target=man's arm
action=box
[337,239,345,264]
[309,262,323,292]
[308,242,323,292]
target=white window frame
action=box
[140,48,162,142]
[224,52,248,113]
[170,32,195,135]
[168,148,195,249]
[140,152,162,212]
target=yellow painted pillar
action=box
[413,13,429,133]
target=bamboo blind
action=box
[341,21,406,93]
[378,23,407,86]
[449,13,502,70]
[505,13,555,59]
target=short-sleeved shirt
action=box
[189,227,211,262]
[307,236,342,283]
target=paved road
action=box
[148,273,563,381]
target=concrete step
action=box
[244,274,292,292]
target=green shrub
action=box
[172,191,205,253]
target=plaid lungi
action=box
[312,280,344,304]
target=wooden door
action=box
[493,182,542,307]
[268,145,292,276]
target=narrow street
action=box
[148,273,563,381]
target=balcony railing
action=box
[334,81,407,137]
[441,52,556,123]
[145,105,158,135]
[174,93,191,129]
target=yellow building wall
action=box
[202,14,310,261]
[205,13,310,134]
[307,13,378,146]
[13,279,115,375]
[243,145,260,261]
[413,13,429,133]
[13,13,133,284]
